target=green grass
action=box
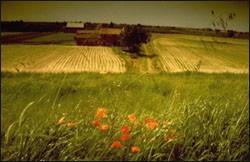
[24,32,76,45]
[1,32,26,36]
[1,72,249,161]
[113,45,160,73]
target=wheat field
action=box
[1,45,126,73]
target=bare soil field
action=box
[1,32,53,44]
[1,45,126,73]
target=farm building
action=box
[65,22,84,33]
[74,28,123,46]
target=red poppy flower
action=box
[96,108,108,119]
[111,140,121,149]
[100,124,109,131]
[121,125,131,134]
[121,133,130,141]
[128,113,136,123]
[92,120,101,127]
[131,146,140,153]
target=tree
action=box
[120,24,151,53]
[109,21,114,28]
[227,30,235,37]
[211,10,236,32]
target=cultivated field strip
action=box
[1,45,126,73]
[153,36,249,73]
[2,34,248,74]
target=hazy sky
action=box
[1,1,249,32]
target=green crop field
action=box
[1,33,249,161]
[1,32,26,36]
[23,32,76,44]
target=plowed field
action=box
[151,34,249,73]
[1,45,126,73]
[1,33,248,73]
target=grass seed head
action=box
[67,121,78,128]
[57,117,65,125]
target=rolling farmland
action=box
[1,45,126,73]
[144,34,249,73]
[1,32,249,161]
[1,33,248,74]
[1,0,249,160]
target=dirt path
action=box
[142,44,156,73]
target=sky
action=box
[1,1,249,32]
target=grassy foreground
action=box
[1,72,249,161]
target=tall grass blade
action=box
[18,101,35,127]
